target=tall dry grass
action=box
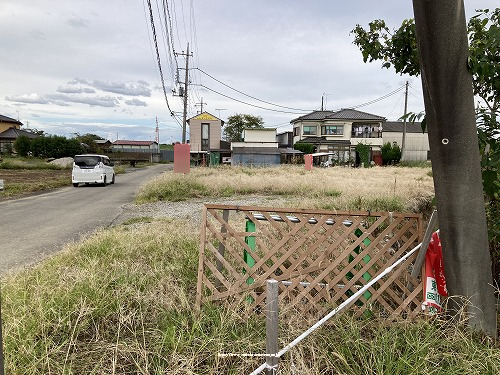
[2,218,499,374]
[136,165,435,214]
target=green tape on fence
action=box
[244,220,256,285]
[346,228,372,304]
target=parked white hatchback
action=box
[72,154,115,187]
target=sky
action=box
[0,1,496,144]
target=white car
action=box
[72,154,115,187]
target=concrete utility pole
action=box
[401,81,409,160]
[176,44,192,144]
[412,0,497,337]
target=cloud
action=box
[66,16,90,29]
[6,93,119,108]
[47,94,119,107]
[5,93,51,105]
[125,98,147,107]
[57,85,95,94]
[67,78,90,85]
[91,80,152,97]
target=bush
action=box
[355,142,371,167]
[294,143,315,154]
[382,142,402,165]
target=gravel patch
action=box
[114,196,290,226]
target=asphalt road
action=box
[0,163,173,275]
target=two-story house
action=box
[292,108,386,165]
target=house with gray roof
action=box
[0,114,23,133]
[0,127,38,153]
[291,108,386,165]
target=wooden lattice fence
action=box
[196,204,424,319]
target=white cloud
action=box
[0,0,496,141]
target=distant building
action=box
[187,112,230,165]
[0,127,37,153]
[231,128,280,166]
[0,114,23,133]
[382,121,429,161]
[111,140,160,163]
[291,108,385,165]
[0,115,37,153]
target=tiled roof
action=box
[0,114,23,125]
[113,140,158,146]
[0,127,38,139]
[296,137,351,145]
[292,111,337,122]
[383,121,426,133]
[326,108,386,121]
[291,109,386,123]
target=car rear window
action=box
[74,156,101,167]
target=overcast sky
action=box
[0,1,495,143]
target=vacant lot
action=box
[0,169,71,199]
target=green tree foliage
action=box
[29,135,84,158]
[381,142,402,165]
[351,8,499,113]
[293,143,315,154]
[352,8,500,287]
[355,143,371,167]
[72,133,104,153]
[224,114,264,142]
[13,136,31,156]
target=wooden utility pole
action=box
[412,0,497,337]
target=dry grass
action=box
[3,165,499,374]
[137,165,435,214]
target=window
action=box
[201,123,209,150]
[321,125,343,135]
[293,127,299,136]
[303,125,317,135]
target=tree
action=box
[224,114,264,142]
[293,143,315,154]
[381,142,402,165]
[352,7,498,336]
[73,133,104,153]
[13,136,32,156]
[351,8,500,114]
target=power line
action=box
[196,68,313,112]
[199,84,307,114]
[146,0,175,117]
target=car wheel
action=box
[73,183,79,187]
[111,174,115,184]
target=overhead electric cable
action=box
[350,86,406,109]
[196,68,313,112]
[146,0,176,119]
[199,84,307,114]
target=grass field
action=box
[1,164,499,374]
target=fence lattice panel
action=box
[196,204,424,319]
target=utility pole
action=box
[195,97,207,114]
[412,0,496,337]
[215,108,227,119]
[155,117,159,144]
[176,43,192,144]
[401,81,409,160]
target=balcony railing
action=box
[351,130,382,138]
